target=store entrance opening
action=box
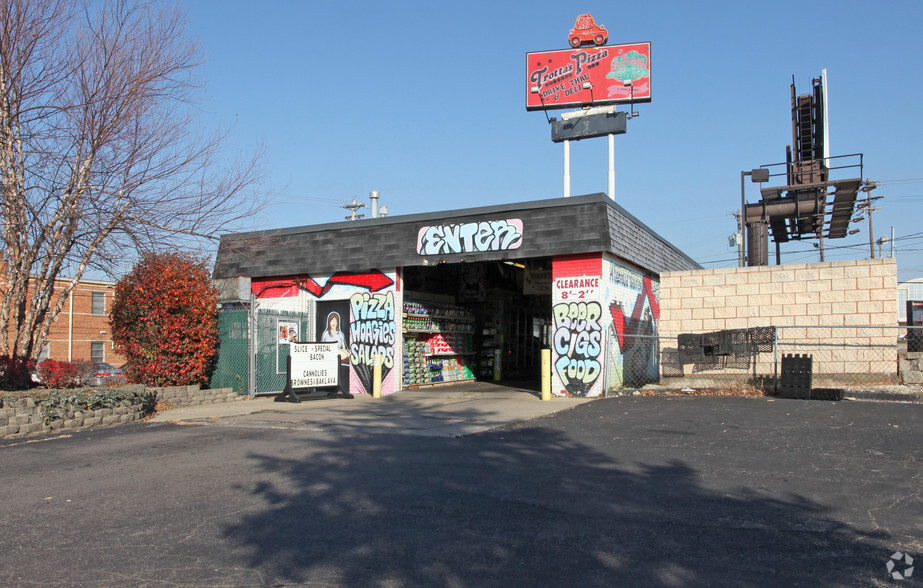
[402,260,551,390]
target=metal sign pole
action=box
[248,291,257,398]
[607,133,615,199]
[563,139,571,197]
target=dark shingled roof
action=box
[213,193,700,278]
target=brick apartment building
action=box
[7,277,125,365]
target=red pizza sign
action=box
[526,42,651,111]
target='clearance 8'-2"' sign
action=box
[555,275,600,301]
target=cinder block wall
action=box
[659,258,898,383]
[0,385,241,440]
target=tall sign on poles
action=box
[526,42,652,111]
[526,15,652,200]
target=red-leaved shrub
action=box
[0,355,36,390]
[36,359,96,389]
[110,252,218,387]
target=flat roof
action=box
[214,193,700,278]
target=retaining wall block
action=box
[20,422,46,435]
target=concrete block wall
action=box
[149,385,240,407]
[659,258,898,382]
[0,395,150,439]
[898,352,923,384]
[0,386,240,440]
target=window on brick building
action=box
[91,341,105,362]
[91,291,106,315]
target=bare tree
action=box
[0,0,263,359]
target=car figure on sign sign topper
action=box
[569,13,608,48]
[526,14,649,111]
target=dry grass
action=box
[641,387,767,398]
[140,401,177,422]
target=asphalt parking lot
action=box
[0,390,920,587]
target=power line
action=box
[878,177,923,184]
[891,232,923,241]
[696,235,923,266]
[244,189,347,206]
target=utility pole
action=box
[733,210,744,267]
[877,227,895,259]
[868,202,876,259]
[859,180,880,259]
[342,197,366,220]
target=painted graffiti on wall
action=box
[606,270,660,388]
[252,270,395,300]
[552,301,603,396]
[609,275,659,349]
[348,291,396,393]
[416,219,523,255]
[249,270,399,396]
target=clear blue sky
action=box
[181,0,923,282]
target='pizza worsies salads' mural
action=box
[252,270,400,396]
[526,42,651,111]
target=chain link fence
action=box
[253,309,310,396]
[210,305,923,396]
[608,325,923,392]
[209,307,250,395]
[208,307,311,397]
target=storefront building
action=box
[213,193,699,397]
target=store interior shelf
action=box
[403,300,476,388]
[404,313,473,321]
[404,377,476,389]
[404,328,474,334]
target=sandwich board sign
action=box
[276,342,344,402]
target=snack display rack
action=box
[402,301,476,388]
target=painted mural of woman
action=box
[321,311,353,398]
[321,311,349,361]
